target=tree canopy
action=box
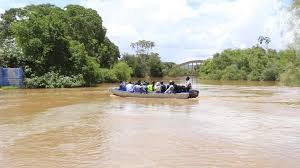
[122,40,165,78]
[198,45,300,86]
[130,40,155,55]
[0,4,126,87]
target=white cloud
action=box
[1,0,291,63]
[77,0,293,62]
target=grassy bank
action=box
[0,86,18,90]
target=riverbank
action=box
[0,77,295,90]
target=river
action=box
[0,78,300,168]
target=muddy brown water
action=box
[0,78,300,168]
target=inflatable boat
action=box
[110,88,199,99]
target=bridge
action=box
[178,60,204,71]
[173,59,204,76]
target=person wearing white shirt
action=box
[126,82,134,92]
[154,82,161,93]
[165,81,175,94]
[185,76,192,91]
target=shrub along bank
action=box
[198,46,300,86]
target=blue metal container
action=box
[0,68,24,88]
[0,68,2,86]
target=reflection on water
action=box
[0,78,300,168]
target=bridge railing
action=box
[177,60,204,71]
[169,60,204,76]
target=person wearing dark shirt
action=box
[165,81,175,94]
[119,81,126,91]
[160,81,166,93]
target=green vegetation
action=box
[0,5,174,88]
[112,62,132,81]
[1,3,300,87]
[167,66,191,77]
[122,40,191,78]
[198,46,300,86]
[0,86,18,90]
[121,40,165,78]
[161,62,176,76]
[24,72,84,88]
[0,4,130,88]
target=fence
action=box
[0,68,24,88]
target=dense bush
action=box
[167,66,190,77]
[260,62,280,81]
[198,46,300,85]
[221,65,247,80]
[82,57,102,86]
[98,68,118,83]
[24,72,84,88]
[162,62,176,76]
[280,66,300,86]
[198,47,273,81]
[112,61,132,81]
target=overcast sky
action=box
[0,0,294,63]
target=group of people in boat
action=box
[119,77,192,94]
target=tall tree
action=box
[0,8,25,42]
[65,5,106,58]
[130,40,155,55]
[258,36,271,50]
[123,40,163,77]
[0,4,120,86]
